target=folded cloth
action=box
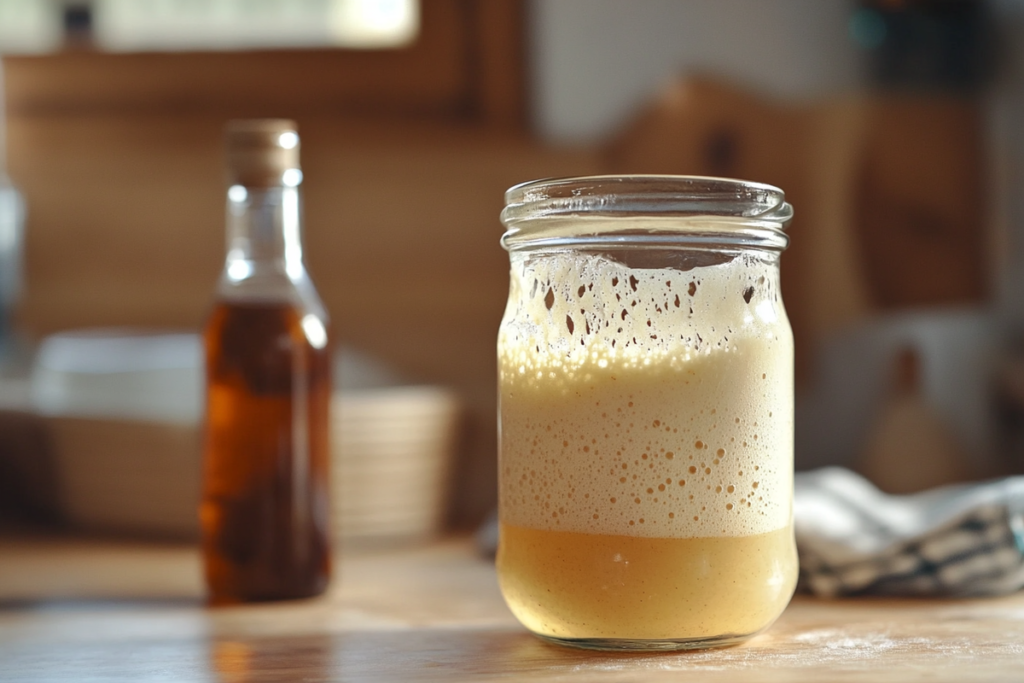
[795,468,1024,597]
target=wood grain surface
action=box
[1,536,1023,681]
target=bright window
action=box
[0,0,420,53]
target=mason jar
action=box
[495,175,797,651]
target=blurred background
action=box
[0,0,1023,546]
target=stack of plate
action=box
[30,330,462,544]
[332,386,461,544]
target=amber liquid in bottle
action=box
[201,300,331,603]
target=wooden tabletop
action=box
[2,536,1024,682]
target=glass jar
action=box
[496,175,796,651]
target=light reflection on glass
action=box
[301,314,328,350]
[282,187,303,281]
[278,132,299,150]
[226,259,252,282]
[227,185,248,204]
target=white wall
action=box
[528,0,860,143]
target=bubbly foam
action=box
[498,251,793,538]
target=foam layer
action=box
[498,251,793,538]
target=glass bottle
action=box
[496,175,796,650]
[201,119,332,603]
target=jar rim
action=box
[500,175,793,252]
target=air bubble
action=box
[498,251,788,538]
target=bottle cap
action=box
[224,119,301,187]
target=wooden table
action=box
[2,536,1024,682]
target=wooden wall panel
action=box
[6,112,602,528]
[470,0,527,127]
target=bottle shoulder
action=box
[205,292,331,355]
[214,266,328,321]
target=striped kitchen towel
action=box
[795,468,1024,597]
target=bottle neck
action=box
[223,184,305,286]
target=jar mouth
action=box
[500,175,792,252]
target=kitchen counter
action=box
[1,536,1023,682]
